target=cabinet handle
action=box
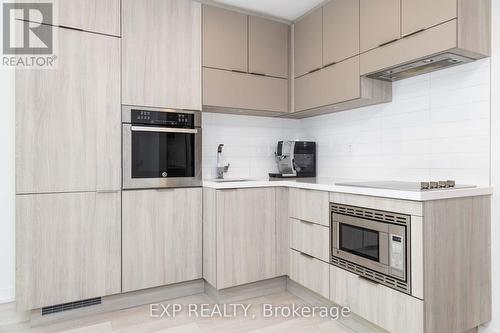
[378,38,399,47]
[300,220,314,225]
[249,72,266,77]
[299,251,314,259]
[323,61,337,68]
[358,276,380,286]
[96,189,120,194]
[401,28,426,39]
[307,67,321,74]
[231,69,247,74]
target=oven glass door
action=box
[131,127,195,179]
[339,223,380,262]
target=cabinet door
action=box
[402,0,457,36]
[203,67,288,113]
[295,56,360,112]
[360,0,400,52]
[294,7,322,77]
[122,188,202,292]
[16,192,121,310]
[16,28,120,194]
[323,0,359,66]
[289,188,330,226]
[52,0,120,36]
[216,188,277,289]
[122,0,201,110]
[249,16,289,78]
[202,5,248,72]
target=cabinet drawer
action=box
[203,67,288,113]
[289,188,329,226]
[360,20,457,76]
[295,57,360,112]
[330,265,424,333]
[289,249,329,298]
[290,218,330,262]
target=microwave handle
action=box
[131,126,198,134]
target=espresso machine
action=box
[269,141,316,178]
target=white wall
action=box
[0,66,15,303]
[301,59,491,185]
[202,112,301,179]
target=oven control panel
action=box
[131,110,194,128]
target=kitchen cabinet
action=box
[203,188,279,289]
[122,0,201,110]
[289,188,330,226]
[293,7,322,78]
[202,5,248,72]
[322,0,359,66]
[402,0,457,36]
[122,188,202,293]
[290,218,330,262]
[16,27,120,194]
[249,16,289,78]
[360,0,400,53]
[295,57,360,113]
[16,191,121,310]
[289,249,329,299]
[50,0,120,36]
[330,265,424,333]
[203,67,288,114]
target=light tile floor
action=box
[0,292,380,333]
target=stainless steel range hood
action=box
[365,53,475,82]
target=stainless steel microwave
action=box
[330,203,411,294]
[122,105,202,189]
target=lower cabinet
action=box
[330,265,424,333]
[16,191,121,310]
[122,188,202,292]
[289,249,330,299]
[290,218,330,262]
[203,187,279,289]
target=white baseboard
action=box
[0,288,15,304]
[480,325,500,333]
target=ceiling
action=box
[211,0,325,21]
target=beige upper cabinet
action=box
[122,0,201,110]
[16,191,121,310]
[122,189,202,293]
[360,0,401,52]
[203,5,248,72]
[16,28,120,194]
[249,16,289,78]
[402,0,457,36]
[323,0,360,66]
[294,7,323,77]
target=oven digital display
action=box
[339,223,380,262]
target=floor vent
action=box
[41,297,102,316]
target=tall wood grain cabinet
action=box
[122,0,202,110]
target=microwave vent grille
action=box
[331,256,410,294]
[330,204,410,225]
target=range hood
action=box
[366,53,475,82]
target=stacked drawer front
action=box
[288,188,331,298]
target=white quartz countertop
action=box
[202,178,493,201]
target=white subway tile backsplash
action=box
[203,58,491,186]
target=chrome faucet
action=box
[216,144,230,179]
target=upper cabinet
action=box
[202,6,248,72]
[16,28,121,194]
[122,0,201,110]
[202,5,290,115]
[360,0,400,52]
[323,0,359,66]
[402,0,457,36]
[44,0,120,36]
[294,7,323,77]
[249,16,289,78]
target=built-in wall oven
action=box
[330,203,411,294]
[122,105,202,189]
